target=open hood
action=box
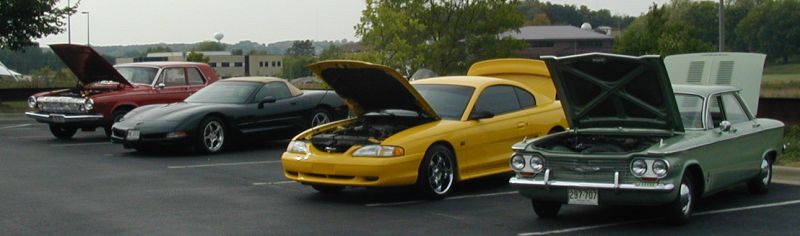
[307,60,439,119]
[49,44,132,87]
[664,52,766,115]
[543,53,683,133]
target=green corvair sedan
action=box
[508,53,786,225]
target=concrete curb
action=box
[0,113,27,121]
[774,166,800,185]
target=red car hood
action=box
[49,44,132,87]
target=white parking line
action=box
[252,181,295,186]
[365,191,518,207]
[517,199,800,236]
[0,124,32,130]
[168,160,281,169]
[50,142,110,147]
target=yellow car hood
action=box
[307,60,440,120]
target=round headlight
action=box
[652,160,669,177]
[27,96,37,108]
[631,159,647,177]
[530,155,545,173]
[84,98,94,110]
[510,155,525,171]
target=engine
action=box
[541,134,659,154]
[310,115,429,153]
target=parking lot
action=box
[1,119,799,235]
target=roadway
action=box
[1,120,798,235]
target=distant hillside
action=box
[92,40,348,58]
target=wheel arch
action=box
[682,163,705,197]
[762,149,778,164]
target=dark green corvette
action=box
[509,53,785,224]
[111,77,347,153]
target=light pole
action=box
[81,11,90,46]
[67,0,71,44]
[719,0,725,52]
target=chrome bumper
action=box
[25,112,104,123]
[509,169,674,192]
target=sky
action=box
[36,0,671,46]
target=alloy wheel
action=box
[428,151,454,195]
[203,120,225,152]
[310,112,330,127]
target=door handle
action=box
[517,122,527,128]
[752,123,761,128]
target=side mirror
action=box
[155,83,166,89]
[718,120,734,133]
[470,110,495,120]
[258,96,276,109]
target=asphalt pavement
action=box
[1,118,799,235]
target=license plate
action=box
[568,188,598,205]
[126,129,140,141]
[51,114,65,123]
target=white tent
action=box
[0,61,22,80]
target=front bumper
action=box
[510,169,678,205]
[110,125,192,149]
[25,111,104,124]
[281,151,423,187]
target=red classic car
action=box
[25,44,220,139]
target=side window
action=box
[187,68,205,85]
[514,87,535,108]
[161,68,187,86]
[255,82,292,100]
[707,95,724,128]
[473,85,520,116]
[721,93,750,123]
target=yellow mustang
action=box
[281,59,567,198]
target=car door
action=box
[461,85,530,176]
[702,92,761,189]
[151,67,191,103]
[185,67,207,94]
[250,82,307,135]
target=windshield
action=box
[186,81,261,104]
[116,67,158,84]
[675,94,705,129]
[413,84,474,120]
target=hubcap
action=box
[203,120,224,152]
[679,182,692,215]
[428,151,454,195]
[761,159,771,185]
[310,112,330,127]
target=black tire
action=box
[531,200,561,218]
[666,173,695,225]
[747,157,773,194]
[49,124,77,139]
[195,116,227,154]
[417,144,456,199]
[105,108,131,138]
[311,184,345,194]
[309,108,332,128]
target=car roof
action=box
[672,84,740,97]
[116,61,209,67]
[410,75,511,87]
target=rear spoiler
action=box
[467,58,556,101]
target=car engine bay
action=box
[310,115,430,153]
[537,134,660,154]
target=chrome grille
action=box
[547,158,633,182]
[36,97,88,114]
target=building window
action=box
[271,61,276,67]
[209,62,217,67]
[529,41,554,48]
[277,61,281,67]
[221,62,230,67]
[234,62,243,67]
[258,62,263,67]
[577,40,603,48]
[264,61,270,67]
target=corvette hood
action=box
[126,102,211,122]
[308,60,439,119]
[49,44,132,87]
[543,53,683,133]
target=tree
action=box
[281,56,317,79]
[614,3,714,56]
[186,51,209,63]
[319,45,344,60]
[356,0,526,75]
[736,0,800,63]
[285,40,316,56]
[0,0,76,50]
[192,41,225,51]
[146,46,173,53]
